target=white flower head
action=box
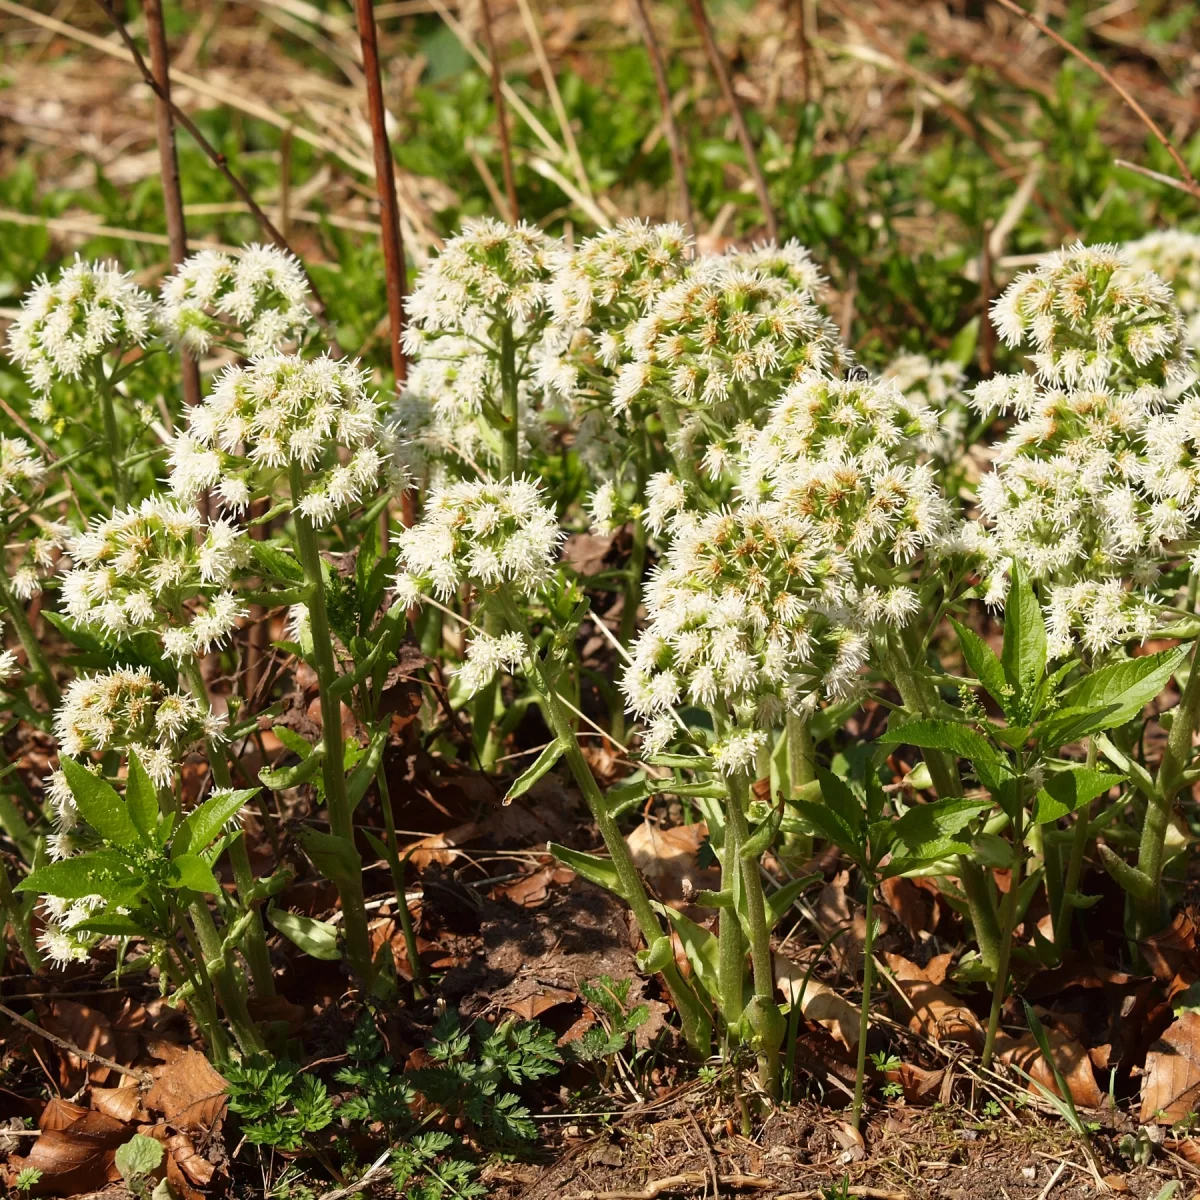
[395,476,563,602]
[159,244,312,357]
[7,256,154,393]
[169,352,397,527]
[60,496,249,660]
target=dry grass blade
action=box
[683,0,778,240]
[566,1175,776,1200]
[479,0,520,222]
[628,0,694,237]
[992,0,1200,199]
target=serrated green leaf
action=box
[950,618,1011,715]
[790,798,865,869]
[251,541,304,583]
[268,905,341,961]
[115,1135,164,1180]
[124,751,159,844]
[170,854,221,895]
[1001,560,1046,707]
[878,719,1012,794]
[61,758,138,846]
[891,796,993,859]
[174,788,257,857]
[1034,766,1124,824]
[15,855,123,899]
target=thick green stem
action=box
[1054,738,1097,949]
[659,402,702,489]
[728,772,785,1097]
[880,636,1003,970]
[499,322,519,478]
[0,575,59,708]
[184,899,263,1055]
[96,371,128,506]
[500,594,709,1057]
[1137,640,1200,940]
[718,786,748,1040]
[289,464,374,986]
[852,883,876,1130]
[474,610,504,770]
[181,659,275,999]
[981,814,1024,1070]
[377,769,424,996]
[786,710,815,793]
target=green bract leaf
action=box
[174,788,257,857]
[268,905,342,961]
[170,854,222,895]
[547,843,624,898]
[60,758,138,847]
[505,741,563,805]
[1000,561,1046,711]
[16,855,122,899]
[891,796,993,859]
[1034,766,1124,824]
[655,903,722,1005]
[950,618,1010,714]
[115,1135,164,1180]
[124,751,159,844]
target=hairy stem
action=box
[852,882,876,1130]
[494,594,711,1057]
[182,898,262,1055]
[180,659,275,999]
[289,463,374,986]
[1138,639,1200,940]
[96,369,128,506]
[786,710,815,793]
[377,768,425,996]
[499,321,519,478]
[729,771,785,1097]
[1054,737,1097,950]
[981,812,1024,1070]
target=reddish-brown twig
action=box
[91,0,330,315]
[479,0,520,223]
[0,1003,153,1085]
[352,0,415,529]
[142,0,201,410]
[993,0,1200,201]
[628,0,694,238]
[684,0,778,242]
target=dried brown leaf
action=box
[90,1083,144,1124]
[504,984,577,1021]
[775,953,860,1049]
[997,1029,1103,1108]
[145,1048,229,1130]
[42,1000,117,1087]
[7,1110,128,1196]
[1140,1009,1200,1124]
[626,820,719,905]
[884,953,983,1048]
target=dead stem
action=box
[479,0,520,223]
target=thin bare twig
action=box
[479,0,520,222]
[142,0,201,410]
[91,0,331,315]
[0,1003,153,1084]
[994,0,1200,200]
[1115,157,1200,197]
[628,0,694,238]
[684,0,778,241]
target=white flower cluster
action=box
[882,354,969,459]
[0,620,19,680]
[969,244,1199,657]
[159,244,312,357]
[613,265,844,428]
[0,437,68,599]
[168,353,391,527]
[740,372,950,574]
[990,242,1189,391]
[622,504,878,764]
[60,497,248,660]
[7,256,154,398]
[53,667,223,789]
[393,477,562,604]
[39,895,104,964]
[1125,231,1200,359]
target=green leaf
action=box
[891,796,993,859]
[505,742,563,805]
[295,827,362,888]
[950,618,1011,715]
[273,727,315,759]
[789,798,865,869]
[259,751,323,790]
[547,843,625,899]
[268,905,342,961]
[1001,561,1046,707]
[115,1135,164,1180]
[1042,647,1187,747]
[1034,767,1124,824]
[170,854,222,895]
[60,758,138,846]
[124,751,159,844]
[655,904,722,1004]
[766,873,821,928]
[252,541,304,583]
[174,789,257,857]
[15,855,123,899]
[815,768,866,842]
[878,719,1012,793]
